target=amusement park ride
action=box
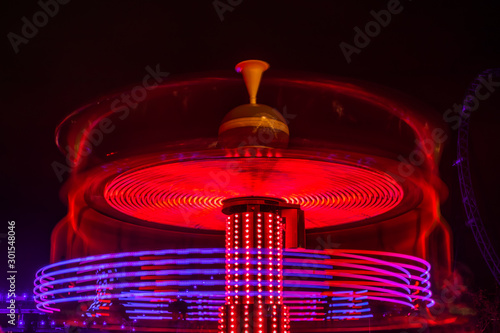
[34,60,475,332]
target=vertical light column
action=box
[256,212,264,333]
[219,208,288,333]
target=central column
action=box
[218,197,300,333]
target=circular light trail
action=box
[104,158,404,230]
[34,248,432,325]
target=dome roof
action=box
[218,103,289,149]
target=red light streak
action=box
[104,158,403,230]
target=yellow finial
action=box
[235,60,269,105]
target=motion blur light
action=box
[42,59,452,332]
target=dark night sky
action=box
[1,0,500,293]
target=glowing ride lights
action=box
[33,248,433,327]
[219,197,293,333]
[103,157,405,229]
[41,59,450,331]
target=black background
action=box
[1,0,500,294]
